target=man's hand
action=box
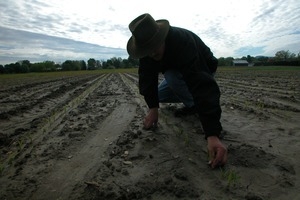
[207,136,227,168]
[143,108,158,129]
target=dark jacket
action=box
[138,26,222,138]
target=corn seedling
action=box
[256,99,265,110]
[174,126,183,138]
[221,168,241,188]
[0,163,4,175]
[7,152,18,165]
[17,139,25,151]
[64,106,67,114]
[28,134,33,144]
[184,133,190,146]
[244,100,251,108]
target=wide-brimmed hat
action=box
[127,13,169,59]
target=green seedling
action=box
[28,134,33,144]
[7,152,18,165]
[256,99,265,110]
[244,100,251,108]
[184,133,190,146]
[174,126,183,138]
[221,168,241,188]
[64,106,67,114]
[0,163,4,175]
[17,139,25,151]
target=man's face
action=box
[149,42,165,61]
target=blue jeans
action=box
[158,70,195,108]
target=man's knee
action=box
[164,70,183,89]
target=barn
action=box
[232,60,249,66]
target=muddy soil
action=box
[0,69,299,200]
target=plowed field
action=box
[0,67,299,200]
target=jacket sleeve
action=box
[138,59,159,108]
[181,57,222,138]
[173,33,222,138]
[198,39,218,74]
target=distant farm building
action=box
[232,60,249,66]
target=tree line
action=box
[0,57,139,74]
[0,50,299,74]
[218,50,300,66]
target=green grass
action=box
[0,68,138,78]
[100,68,138,74]
[0,68,138,87]
[1,66,298,83]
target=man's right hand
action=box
[207,136,227,168]
[143,108,158,129]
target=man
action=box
[127,13,227,168]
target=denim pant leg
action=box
[158,79,181,103]
[158,70,195,107]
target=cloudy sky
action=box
[0,0,299,65]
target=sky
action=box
[0,0,299,65]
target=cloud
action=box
[0,0,299,64]
[234,46,265,57]
[235,0,300,56]
[0,27,128,65]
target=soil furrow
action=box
[0,69,299,200]
[31,102,137,200]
